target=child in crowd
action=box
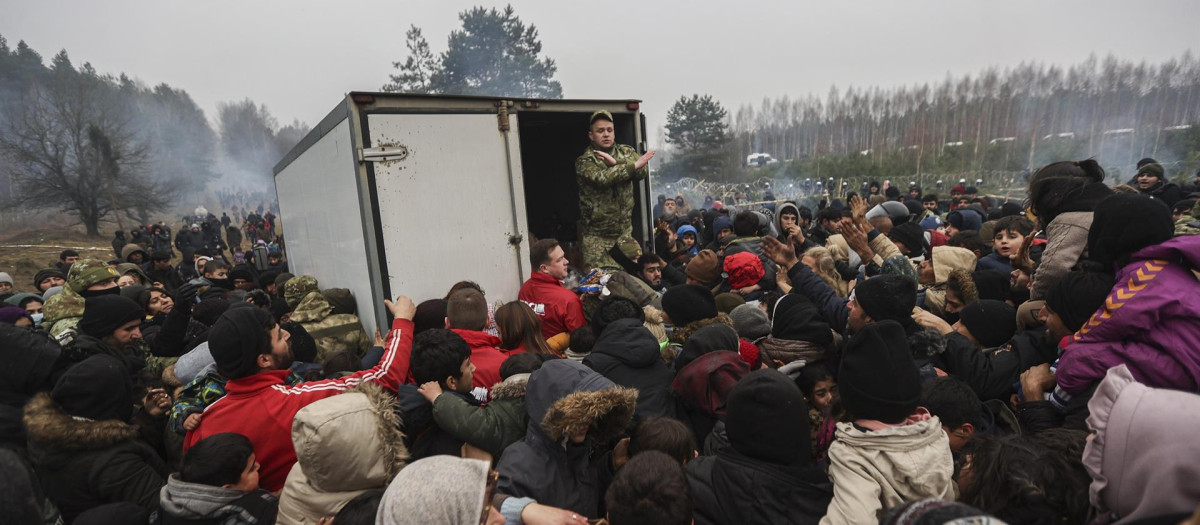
[154,433,278,524]
[978,216,1035,273]
[822,321,955,525]
[796,362,838,462]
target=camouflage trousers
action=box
[581,231,627,272]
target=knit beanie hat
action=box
[675,324,739,372]
[51,354,132,423]
[714,292,745,314]
[208,307,273,379]
[725,369,811,465]
[946,209,982,232]
[723,252,764,290]
[1136,162,1165,179]
[0,272,11,285]
[33,268,65,290]
[730,303,771,340]
[258,270,280,289]
[958,300,1016,348]
[192,299,231,327]
[281,321,318,363]
[376,456,490,525]
[853,274,918,327]
[685,249,721,285]
[274,272,295,292]
[839,320,920,423]
[661,284,717,327]
[888,221,928,256]
[79,295,145,338]
[712,215,733,234]
[971,270,1011,303]
[1045,271,1115,332]
[1087,194,1173,271]
[0,305,30,325]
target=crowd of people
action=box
[2,155,1199,525]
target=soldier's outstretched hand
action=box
[635,150,657,170]
[594,150,617,166]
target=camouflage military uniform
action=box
[284,275,371,362]
[576,143,649,271]
[44,259,119,346]
[1175,201,1200,236]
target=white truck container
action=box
[273,93,653,335]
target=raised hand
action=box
[594,150,617,167]
[634,150,656,170]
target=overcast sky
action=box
[3,0,1198,148]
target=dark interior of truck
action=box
[516,110,647,266]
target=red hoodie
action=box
[184,318,415,492]
[451,328,521,390]
[518,271,585,340]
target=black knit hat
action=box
[662,284,717,327]
[839,320,920,423]
[208,307,273,379]
[1136,162,1165,179]
[971,270,1011,303]
[853,275,917,327]
[770,293,832,345]
[725,369,811,464]
[51,354,132,422]
[33,268,65,290]
[192,299,231,327]
[958,300,1016,348]
[1086,194,1173,271]
[1045,271,1115,332]
[888,221,928,257]
[79,295,145,338]
[281,321,317,363]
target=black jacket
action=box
[142,263,185,294]
[686,449,833,525]
[933,330,1055,401]
[1140,181,1183,207]
[584,318,677,419]
[24,393,168,523]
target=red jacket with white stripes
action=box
[183,318,414,492]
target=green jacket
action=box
[432,375,528,458]
[575,144,648,238]
[289,291,370,363]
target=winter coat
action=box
[289,291,370,364]
[449,328,518,390]
[934,330,1055,401]
[921,246,977,316]
[1056,235,1200,395]
[142,263,185,294]
[518,271,587,341]
[1031,211,1092,301]
[0,323,61,453]
[819,414,956,525]
[1083,365,1200,525]
[184,318,415,493]
[24,393,168,522]
[154,475,277,525]
[431,374,529,459]
[277,384,408,525]
[672,351,750,446]
[584,318,677,418]
[1139,180,1183,207]
[975,251,1012,273]
[496,359,638,517]
[687,450,833,525]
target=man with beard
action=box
[64,295,149,378]
[183,294,418,493]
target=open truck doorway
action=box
[515,109,648,271]
[273,93,652,336]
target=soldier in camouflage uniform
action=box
[1175,198,1200,236]
[284,275,370,363]
[575,110,656,271]
[43,259,120,346]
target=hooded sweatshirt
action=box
[1084,365,1200,524]
[496,359,638,517]
[276,384,408,524]
[155,475,277,524]
[376,456,491,525]
[922,246,977,316]
[584,318,676,418]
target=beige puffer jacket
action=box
[819,415,957,525]
[276,384,408,524]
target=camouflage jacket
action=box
[576,144,648,237]
[289,291,371,363]
[44,290,85,346]
[168,363,304,435]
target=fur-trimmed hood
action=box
[669,313,734,347]
[289,383,408,491]
[908,327,948,359]
[490,375,528,401]
[525,359,637,444]
[945,269,979,305]
[23,392,139,452]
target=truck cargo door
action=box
[361,111,530,305]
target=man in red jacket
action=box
[446,288,513,390]
[518,238,585,353]
[183,295,416,493]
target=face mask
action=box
[30,312,43,328]
[79,286,120,299]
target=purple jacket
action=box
[1057,235,1200,395]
